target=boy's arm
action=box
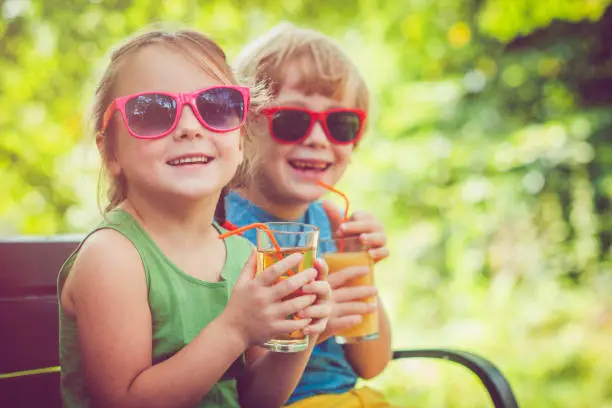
[344,297,393,379]
[320,202,393,378]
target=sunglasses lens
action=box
[326,111,362,143]
[125,94,177,137]
[196,87,245,130]
[271,110,312,142]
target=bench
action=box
[0,237,520,407]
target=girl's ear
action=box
[97,132,122,176]
[108,157,122,177]
[96,131,105,154]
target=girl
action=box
[58,28,331,408]
[226,22,393,407]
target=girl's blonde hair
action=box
[91,27,243,221]
[231,22,369,187]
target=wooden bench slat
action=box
[0,296,61,373]
[0,238,80,297]
[0,371,61,408]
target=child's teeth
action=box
[291,160,329,170]
[169,157,210,165]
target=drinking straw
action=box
[316,180,350,223]
[316,180,351,251]
[219,223,283,260]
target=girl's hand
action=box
[225,250,318,347]
[297,258,332,336]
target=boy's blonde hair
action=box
[231,22,370,187]
[234,22,369,111]
[91,27,245,220]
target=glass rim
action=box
[256,222,319,235]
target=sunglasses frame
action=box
[261,106,367,145]
[99,85,250,139]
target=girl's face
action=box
[252,60,357,206]
[103,45,243,206]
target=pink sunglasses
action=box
[99,85,250,139]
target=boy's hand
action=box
[322,200,390,263]
[316,265,378,342]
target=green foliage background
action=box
[2,0,612,406]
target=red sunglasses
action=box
[261,107,366,145]
[99,85,250,139]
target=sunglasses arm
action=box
[99,100,118,136]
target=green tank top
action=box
[57,209,254,407]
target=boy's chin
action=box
[285,186,325,205]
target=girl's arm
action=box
[344,296,393,379]
[238,339,317,408]
[237,261,331,408]
[64,229,249,408]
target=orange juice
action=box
[256,246,315,352]
[322,250,379,343]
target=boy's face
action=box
[252,62,357,206]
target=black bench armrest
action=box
[392,349,519,408]
[0,349,519,408]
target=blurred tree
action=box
[1,0,611,406]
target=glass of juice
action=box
[320,236,379,344]
[256,222,319,353]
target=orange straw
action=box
[219,222,283,261]
[316,180,350,222]
[316,180,352,252]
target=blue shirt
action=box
[225,191,358,403]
